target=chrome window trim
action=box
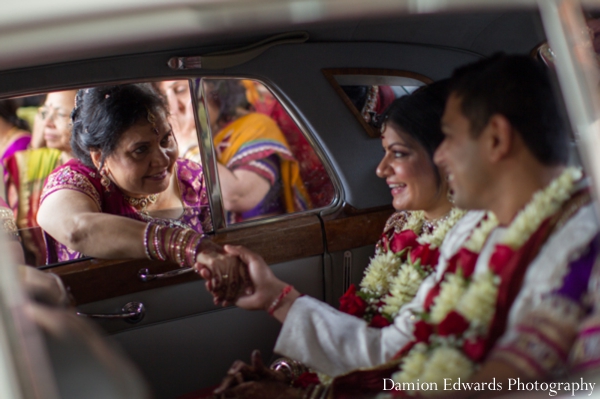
[539,0,600,213]
[190,78,227,231]
[191,75,342,233]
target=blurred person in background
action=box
[0,99,31,165]
[243,80,334,208]
[4,90,77,265]
[158,80,201,161]
[159,79,310,224]
[205,79,310,223]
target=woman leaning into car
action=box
[36,85,244,296]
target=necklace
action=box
[422,212,451,234]
[125,194,158,214]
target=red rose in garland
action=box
[413,320,433,343]
[463,338,487,362]
[489,244,515,275]
[409,244,440,267]
[437,310,470,336]
[390,230,419,254]
[370,314,392,328]
[339,284,367,317]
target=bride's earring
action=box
[447,188,455,204]
[445,175,455,204]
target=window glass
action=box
[192,78,335,227]
[323,70,431,138]
[1,81,212,267]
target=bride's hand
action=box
[214,350,290,395]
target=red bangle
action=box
[268,285,294,316]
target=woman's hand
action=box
[195,250,252,305]
[196,245,300,321]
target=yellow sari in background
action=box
[4,148,62,265]
[214,113,310,222]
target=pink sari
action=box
[1,135,31,165]
[40,158,212,264]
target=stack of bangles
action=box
[267,285,294,316]
[143,222,205,268]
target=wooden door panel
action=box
[323,205,394,252]
[50,214,323,305]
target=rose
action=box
[489,245,515,275]
[445,248,478,278]
[437,310,469,336]
[423,283,441,311]
[413,320,433,343]
[390,230,419,253]
[455,248,478,277]
[339,284,367,317]
[462,338,487,361]
[409,244,440,267]
[370,314,392,328]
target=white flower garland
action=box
[392,167,582,394]
[360,251,404,297]
[361,208,466,319]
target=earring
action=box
[447,188,455,204]
[100,168,111,192]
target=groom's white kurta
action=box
[274,205,598,377]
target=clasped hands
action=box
[195,244,288,311]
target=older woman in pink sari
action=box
[37,84,247,299]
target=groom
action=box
[199,54,598,397]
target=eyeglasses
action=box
[39,106,70,122]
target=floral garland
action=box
[391,167,582,394]
[339,208,466,327]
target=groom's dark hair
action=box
[450,54,568,166]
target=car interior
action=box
[0,6,565,398]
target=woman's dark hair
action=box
[0,99,30,131]
[203,79,250,126]
[381,79,450,183]
[71,84,168,169]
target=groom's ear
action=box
[484,114,514,164]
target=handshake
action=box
[194,245,299,319]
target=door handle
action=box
[138,267,194,282]
[77,301,145,323]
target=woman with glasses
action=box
[4,90,77,265]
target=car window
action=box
[1,81,214,268]
[323,69,432,138]
[192,77,335,228]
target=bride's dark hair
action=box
[380,79,449,184]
